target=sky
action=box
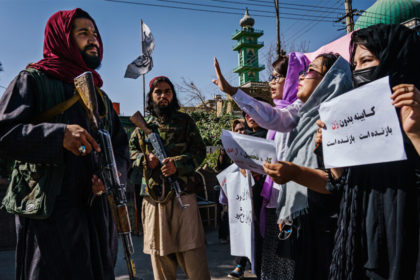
[0,0,376,116]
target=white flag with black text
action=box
[125,20,155,79]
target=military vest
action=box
[2,68,113,219]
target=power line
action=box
[211,0,344,16]
[287,0,341,43]
[283,0,333,38]
[107,0,391,24]
[286,0,334,43]
[104,0,336,22]
[213,0,344,11]
[158,0,338,18]
[105,0,271,17]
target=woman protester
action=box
[314,24,420,280]
[216,119,245,244]
[222,114,267,279]
[262,53,352,279]
[213,53,352,279]
[258,54,306,280]
[213,53,308,279]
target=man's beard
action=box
[152,100,177,117]
[81,45,101,69]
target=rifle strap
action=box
[33,92,80,124]
[95,87,107,119]
[136,129,174,205]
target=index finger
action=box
[214,57,222,81]
[84,131,101,152]
[392,84,413,91]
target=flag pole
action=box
[141,19,146,115]
[142,74,146,115]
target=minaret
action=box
[232,8,264,85]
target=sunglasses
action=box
[299,68,324,79]
[269,73,285,82]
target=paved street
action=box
[0,229,256,280]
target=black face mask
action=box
[352,66,377,88]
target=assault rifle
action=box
[130,111,190,210]
[74,72,136,280]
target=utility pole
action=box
[344,0,354,33]
[274,0,281,58]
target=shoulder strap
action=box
[33,93,80,124]
[30,77,107,125]
[25,67,79,124]
[135,129,150,187]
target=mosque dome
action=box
[354,0,420,29]
[240,8,255,28]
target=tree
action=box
[189,110,239,169]
[286,40,310,53]
[265,36,310,79]
[176,78,214,112]
[190,110,237,147]
[264,42,276,79]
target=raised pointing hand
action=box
[212,57,237,96]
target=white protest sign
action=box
[221,130,277,174]
[216,163,237,196]
[319,76,407,168]
[216,164,254,269]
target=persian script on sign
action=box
[319,76,407,168]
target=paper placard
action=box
[319,76,407,168]
[220,130,277,174]
[216,164,254,269]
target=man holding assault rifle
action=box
[0,8,132,280]
[129,76,210,280]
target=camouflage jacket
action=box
[129,111,205,196]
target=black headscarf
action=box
[242,97,268,138]
[330,24,420,280]
[350,23,420,88]
[244,120,267,138]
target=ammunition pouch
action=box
[1,161,64,219]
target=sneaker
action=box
[227,265,244,279]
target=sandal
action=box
[227,265,244,279]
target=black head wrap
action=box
[350,23,420,88]
[242,97,268,138]
[330,24,420,280]
[244,121,267,138]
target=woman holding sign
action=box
[214,53,354,279]
[313,24,420,280]
[213,54,308,280]
[264,53,353,280]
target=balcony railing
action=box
[233,64,265,72]
[232,28,264,39]
[233,40,264,50]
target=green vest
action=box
[1,68,113,219]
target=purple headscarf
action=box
[266,52,310,140]
[260,52,310,237]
